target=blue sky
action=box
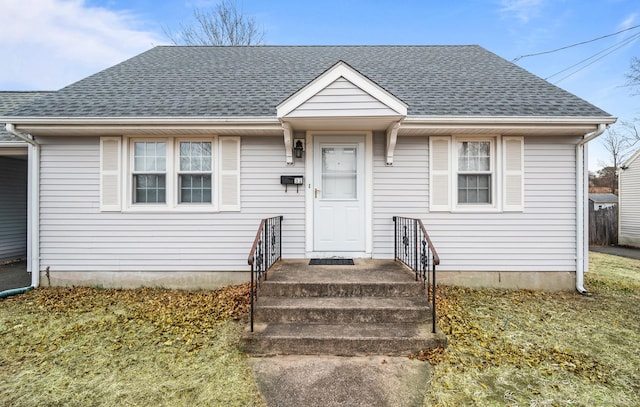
[2,0,639,169]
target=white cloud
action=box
[618,13,638,30]
[0,0,165,90]
[498,0,545,23]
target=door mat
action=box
[309,259,354,266]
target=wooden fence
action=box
[589,205,618,246]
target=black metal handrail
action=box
[393,216,440,334]
[247,215,283,332]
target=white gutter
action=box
[5,124,40,289]
[403,115,617,126]
[0,116,282,125]
[575,123,608,294]
[1,115,618,127]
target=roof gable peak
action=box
[277,60,408,118]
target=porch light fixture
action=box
[294,140,304,159]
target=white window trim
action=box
[175,138,216,207]
[131,139,169,206]
[429,135,524,213]
[453,136,500,212]
[124,136,220,212]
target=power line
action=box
[512,24,640,62]
[546,31,640,83]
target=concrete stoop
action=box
[241,259,448,356]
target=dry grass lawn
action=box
[1,252,638,406]
[0,284,264,407]
[423,251,640,406]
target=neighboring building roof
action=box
[589,193,618,204]
[0,91,54,142]
[6,45,612,119]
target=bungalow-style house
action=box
[1,45,616,292]
[0,92,51,263]
[619,148,640,248]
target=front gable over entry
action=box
[276,61,407,121]
[277,61,407,164]
[277,61,407,122]
[283,76,404,118]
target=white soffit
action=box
[276,61,408,119]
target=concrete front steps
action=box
[241,259,447,356]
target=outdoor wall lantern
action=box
[294,140,304,159]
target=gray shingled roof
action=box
[1,91,53,142]
[7,45,611,118]
[589,193,618,204]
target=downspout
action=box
[3,124,40,292]
[575,123,607,294]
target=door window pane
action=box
[322,147,357,199]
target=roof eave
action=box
[400,115,617,136]
[0,116,284,136]
[2,114,618,137]
[404,115,617,125]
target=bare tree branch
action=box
[164,0,265,46]
[599,125,635,193]
[627,57,640,94]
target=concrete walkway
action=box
[590,245,640,260]
[247,259,434,406]
[249,355,430,407]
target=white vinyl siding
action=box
[373,133,428,258]
[0,156,27,261]
[619,152,640,247]
[426,136,579,272]
[375,135,579,272]
[39,136,304,272]
[287,78,398,118]
[40,134,578,274]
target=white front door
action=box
[312,136,366,252]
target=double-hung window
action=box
[132,141,167,204]
[178,141,213,204]
[99,136,240,212]
[429,135,523,212]
[457,140,493,205]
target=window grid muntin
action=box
[456,139,494,205]
[458,174,491,204]
[129,138,217,208]
[178,141,214,204]
[132,141,167,204]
